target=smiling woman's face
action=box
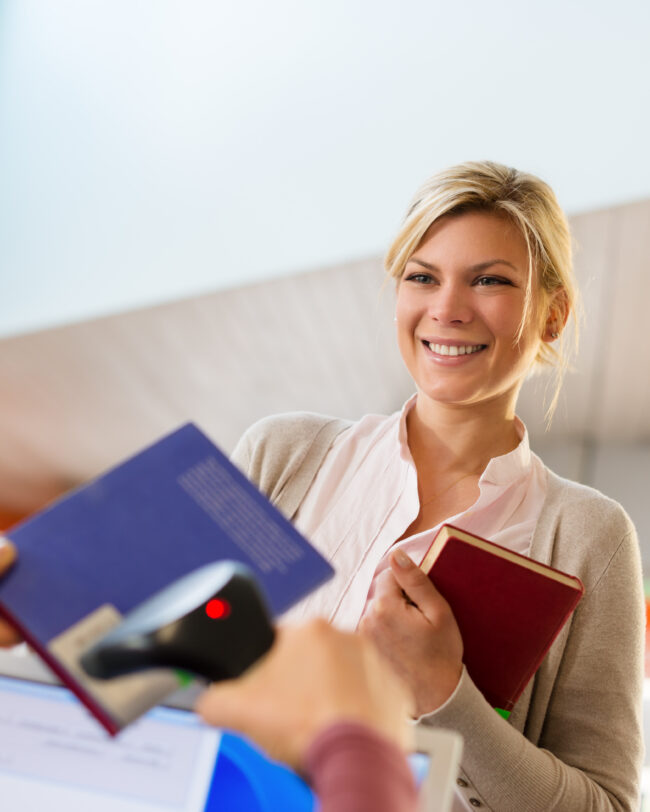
[395,209,547,417]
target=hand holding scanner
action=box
[80,561,275,683]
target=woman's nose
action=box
[427,283,473,325]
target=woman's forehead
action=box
[409,210,532,273]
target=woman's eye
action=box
[475,276,511,287]
[404,272,435,284]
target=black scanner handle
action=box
[80,561,275,683]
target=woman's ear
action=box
[542,288,569,343]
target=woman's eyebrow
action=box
[407,257,520,274]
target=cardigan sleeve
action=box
[419,524,645,812]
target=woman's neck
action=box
[406,395,521,478]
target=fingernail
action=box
[392,549,412,568]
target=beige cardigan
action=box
[232,412,645,812]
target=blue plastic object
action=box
[203,731,316,812]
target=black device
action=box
[80,561,275,682]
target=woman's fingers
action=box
[389,549,452,624]
[358,548,464,716]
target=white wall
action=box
[2,0,650,337]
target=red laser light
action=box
[205,598,231,620]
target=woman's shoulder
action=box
[231,412,352,507]
[543,468,634,532]
[234,412,352,462]
[535,467,640,584]
[242,411,349,440]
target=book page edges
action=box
[419,525,584,594]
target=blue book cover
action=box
[0,423,334,735]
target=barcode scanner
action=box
[80,561,275,683]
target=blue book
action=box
[0,423,334,735]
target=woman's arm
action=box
[362,533,644,811]
[427,527,644,812]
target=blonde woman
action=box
[233,162,644,811]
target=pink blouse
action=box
[289,395,548,632]
[290,396,549,812]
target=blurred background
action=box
[1,0,649,564]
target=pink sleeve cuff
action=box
[304,720,418,812]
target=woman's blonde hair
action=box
[384,160,579,420]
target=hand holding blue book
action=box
[0,424,334,734]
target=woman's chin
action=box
[413,382,520,415]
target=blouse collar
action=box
[395,394,532,487]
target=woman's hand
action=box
[196,618,414,772]
[0,538,21,647]
[358,548,463,717]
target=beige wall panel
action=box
[596,200,650,439]
[590,442,650,567]
[0,258,413,515]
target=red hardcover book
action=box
[419,524,584,712]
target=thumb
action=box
[389,548,450,621]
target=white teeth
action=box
[427,342,482,355]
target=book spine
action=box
[0,601,120,736]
